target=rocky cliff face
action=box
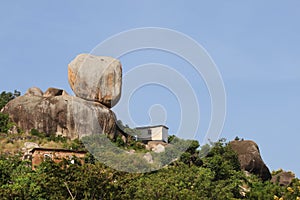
[2,53,121,140]
[2,90,116,139]
[229,140,272,181]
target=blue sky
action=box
[1,1,300,177]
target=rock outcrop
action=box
[2,53,123,140]
[68,54,122,108]
[146,141,168,151]
[229,140,272,181]
[271,171,295,186]
[143,152,153,164]
[43,87,68,97]
[152,144,165,153]
[2,87,117,140]
[25,87,43,97]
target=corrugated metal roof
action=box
[29,147,87,154]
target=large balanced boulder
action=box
[229,140,271,181]
[2,88,116,140]
[68,54,122,108]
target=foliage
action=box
[63,138,85,151]
[115,121,148,152]
[0,90,21,134]
[0,97,299,198]
[0,156,118,200]
[0,113,10,133]
[116,120,141,136]
[0,113,17,134]
[30,129,72,144]
[0,90,20,110]
[114,134,147,152]
[118,164,216,199]
[81,134,155,173]
[30,128,46,138]
[202,139,241,181]
[0,154,22,186]
[0,135,299,199]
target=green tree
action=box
[203,139,241,181]
[118,164,215,199]
[0,113,9,133]
[0,154,21,185]
[0,90,20,110]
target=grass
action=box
[0,131,81,155]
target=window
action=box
[148,129,152,135]
[68,155,75,164]
[43,153,52,160]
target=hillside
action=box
[0,54,299,199]
[0,133,299,199]
[0,91,299,199]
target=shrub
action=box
[0,113,9,133]
[30,129,46,138]
[0,90,20,110]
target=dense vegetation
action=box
[1,139,300,199]
[0,90,20,134]
[0,90,20,111]
[0,90,300,199]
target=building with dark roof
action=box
[30,148,86,169]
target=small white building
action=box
[135,125,169,143]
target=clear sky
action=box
[1,1,300,177]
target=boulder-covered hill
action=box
[2,87,116,140]
[0,53,298,199]
[2,54,122,140]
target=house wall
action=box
[150,126,163,141]
[31,150,86,169]
[162,127,168,143]
[136,128,151,140]
[137,126,168,143]
[150,126,168,143]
